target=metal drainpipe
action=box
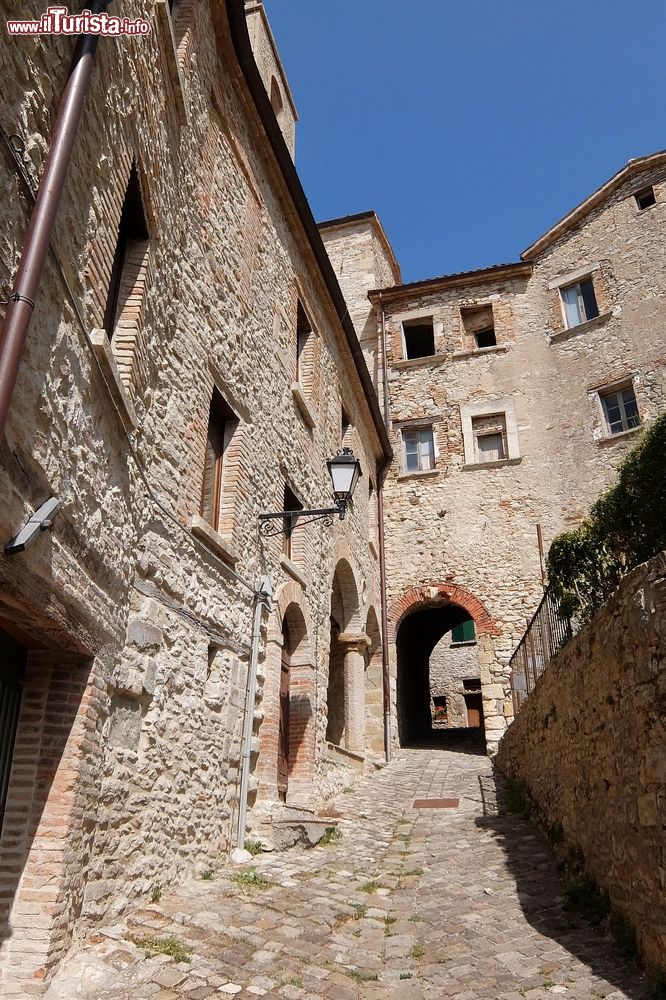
[237,576,273,851]
[0,0,110,439]
[377,292,393,762]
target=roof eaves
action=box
[368,261,532,301]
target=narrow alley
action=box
[47,739,653,1000]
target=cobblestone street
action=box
[49,736,653,1000]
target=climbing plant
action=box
[547,410,666,623]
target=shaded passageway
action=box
[397,602,485,746]
[47,746,656,999]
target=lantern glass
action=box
[327,448,361,502]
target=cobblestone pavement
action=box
[49,734,654,999]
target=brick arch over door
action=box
[387,582,501,644]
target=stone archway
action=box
[326,558,368,755]
[257,583,315,806]
[388,582,508,753]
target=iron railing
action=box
[509,586,576,716]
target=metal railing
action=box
[509,587,576,716]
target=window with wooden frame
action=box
[461,304,497,350]
[634,186,656,211]
[282,484,303,561]
[559,276,599,329]
[200,389,238,531]
[472,414,507,464]
[599,383,641,436]
[104,163,150,343]
[403,425,435,473]
[451,619,476,645]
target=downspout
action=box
[237,576,273,851]
[377,292,393,762]
[0,1,109,438]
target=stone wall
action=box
[0,1,386,992]
[497,552,666,973]
[429,638,481,728]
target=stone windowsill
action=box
[291,383,316,429]
[596,426,643,447]
[392,352,447,371]
[451,345,509,361]
[397,467,440,482]
[280,554,308,589]
[89,328,138,433]
[155,0,189,126]
[189,515,239,567]
[450,640,478,649]
[462,457,522,472]
[549,312,612,344]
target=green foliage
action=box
[410,944,425,959]
[360,879,382,893]
[352,903,368,920]
[347,970,379,983]
[150,885,161,904]
[562,875,610,926]
[610,909,638,957]
[201,870,215,881]
[547,412,666,622]
[505,778,533,819]
[129,934,191,963]
[319,826,342,846]
[244,839,263,856]
[232,867,268,889]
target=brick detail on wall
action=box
[387,582,500,643]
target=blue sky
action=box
[264,0,666,283]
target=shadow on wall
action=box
[474,765,656,1000]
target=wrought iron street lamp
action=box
[258,448,362,537]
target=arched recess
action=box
[364,607,383,755]
[270,76,284,123]
[326,556,367,753]
[388,582,504,752]
[257,583,315,806]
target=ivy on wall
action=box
[547,411,666,623]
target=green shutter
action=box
[451,618,475,644]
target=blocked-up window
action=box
[403,318,435,359]
[560,277,599,329]
[451,619,476,644]
[600,384,640,435]
[472,414,507,463]
[296,300,314,394]
[461,304,496,349]
[200,389,238,531]
[403,426,435,473]
[282,484,303,561]
[104,163,149,342]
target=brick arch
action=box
[387,582,500,643]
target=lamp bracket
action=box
[258,502,345,538]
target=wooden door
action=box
[277,633,291,799]
[465,693,483,729]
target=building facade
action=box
[0,2,390,994]
[324,153,666,754]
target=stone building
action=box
[323,151,666,754]
[0,1,390,994]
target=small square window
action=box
[403,318,435,360]
[462,304,496,350]
[403,426,435,473]
[600,384,641,435]
[475,328,497,349]
[472,414,507,463]
[635,186,656,211]
[560,277,599,329]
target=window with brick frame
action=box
[472,414,508,464]
[104,163,150,343]
[402,317,435,359]
[403,425,435,473]
[461,304,497,350]
[295,299,315,395]
[559,276,599,329]
[600,383,641,436]
[200,389,239,532]
[282,484,303,562]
